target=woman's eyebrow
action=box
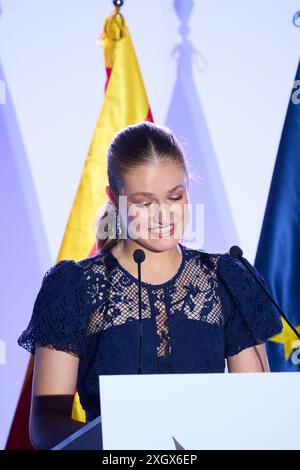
[129,184,185,197]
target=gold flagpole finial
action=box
[113,0,124,16]
[97,0,126,48]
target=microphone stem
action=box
[240,257,300,340]
[137,261,143,374]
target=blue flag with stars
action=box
[254,60,300,372]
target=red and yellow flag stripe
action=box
[6,5,154,447]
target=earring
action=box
[115,208,122,239]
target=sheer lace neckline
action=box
[107,243,186,289]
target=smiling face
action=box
[108,160,190,252]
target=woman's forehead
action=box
[121,163,187,194]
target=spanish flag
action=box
[6,5,154,448]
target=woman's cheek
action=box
[182,201,190,230]
[174,199,187,221]
[127,207,149,238]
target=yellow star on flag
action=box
[268,317,300,361]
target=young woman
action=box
[18,121,283,449]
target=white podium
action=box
[99,372,299,450]
[52,372,299,450]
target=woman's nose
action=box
[153,203,172,225]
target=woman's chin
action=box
[137,237,181,253]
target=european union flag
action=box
[254,61,300,372]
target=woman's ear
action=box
[106,185,118,208]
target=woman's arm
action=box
[227,343,270,372]
[30,346,86,450]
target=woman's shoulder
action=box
[30,254,107,305]
[44,257,78,274]
[182,243,227,270]
[181,244,265,300]
[46,250,125,294]
[182,245,261,285]
[38,259,82,295]
[75,250,117,280]
[17,258,89,357]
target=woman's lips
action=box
[148,224,175,237]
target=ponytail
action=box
[94,200,120,253]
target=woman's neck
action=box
[110,239,183,281]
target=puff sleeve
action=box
[217,253,283,358]
[17,260,87,359]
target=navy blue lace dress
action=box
[17,243,283,421]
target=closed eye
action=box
[135,195,183,208]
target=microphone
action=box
[133,249,146,374]
[229,245,300,340]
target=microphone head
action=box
[133,249,145,264]
[229,245,243,259]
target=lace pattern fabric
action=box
[17,243,283,419]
